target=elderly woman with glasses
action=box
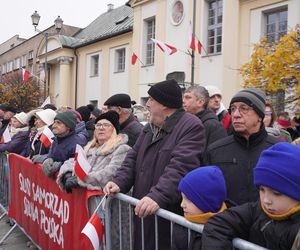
[57,110,131,249]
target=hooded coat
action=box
[113,109,206,250]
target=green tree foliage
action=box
[240,25,300,106]
[0,69,41,112]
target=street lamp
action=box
[31,11,63,100]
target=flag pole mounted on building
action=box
[191,0,196,86]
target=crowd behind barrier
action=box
[0,152,272,250]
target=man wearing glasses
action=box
[205,88,278,205]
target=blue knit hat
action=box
[254,142,300,201]
[178,166,226,213]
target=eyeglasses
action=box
[229,105,253,115]
[265,111,272,116]
[95,123,112,129]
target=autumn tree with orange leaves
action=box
[240,25,300,112]
[0,69,42,112]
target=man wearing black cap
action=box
[104,93,143,147]
[205,88,278,205]
[104,79,205,250]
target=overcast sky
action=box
[0,0,128,44]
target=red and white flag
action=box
[197,40,202,55]
[22,68,30,83]
[74,144,92,181]
[188,22,196,51]
[151,38,177,55]
[40,126,54,149]
[131,52,138,65]
[81,212,104,250]
[0,126,11,144]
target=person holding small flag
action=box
[23,109,57,158]
[57,110,131,249]
[0,112,30,154]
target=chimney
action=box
[107,4,114,12]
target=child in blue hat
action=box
[173,166,227,249]
[201,142,300,249]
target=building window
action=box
[29,64,33,74]
[265,8,288,43]
[90,54,99,77]
[115,48,126,72]
[14,58,21,70]
[207,0,223,54]
[21,54,27,67]
[28,50,34,60]
[145,18,155,65]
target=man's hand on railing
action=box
[103,181,120,196]
[135,196,159,218]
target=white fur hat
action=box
[204,85,222,98]
[13,112,28,125]
[36,109,57,126]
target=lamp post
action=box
[31,11,63,100]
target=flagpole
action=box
[91,194,107,215]
[191,0,196,86]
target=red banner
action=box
[8,153,102,250]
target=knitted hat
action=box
[3,105,17,113]
[148,79,182,108]
[178,166,226,213]
[13,112,28,125]
[0,104,8,111]
[230,88,266,119]
[54,111,77,130]
[76,106,91,123]
[104,94,132,109]
[254,142,300,201]
[205,85,222,98]
[36,109,57,126]
[43,104,57,111]
[95,110,120,134]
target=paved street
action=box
[0,210,37,250]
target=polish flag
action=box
[151,38,177,55]
[40,126,54,149]
[188,22,196,51]
[81,212,104,250]
[74,144,92,181]
[131,52,138,65]
[0,126,11,144]
[22,68,30,83]
[197,40,202,55]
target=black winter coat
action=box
[205,128,278,205]
[202,201,300,250]
[120,113,143,147]
[196,109,227,150]
[113,109,206,250]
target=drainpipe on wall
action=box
[74,48,78,108]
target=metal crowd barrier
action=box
[104,193,269,250]
[0,153,9,214]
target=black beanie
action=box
[148,79,182,108]
[104,94,132,108]
[54,111,77,130]
[76,106,91,123]
[230,88,266,118]
[95,111,120,134]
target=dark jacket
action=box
[0,120,9,137]
[48,130,87,162]
[120,113,143,147]
[0,130,30,154]
[75,121,90,144]
[196,109,227,149]
[202,201,300,250]
[113,109,206,250]
[22,130,49,158]
[85,119,95,141]
[205,128,278,205]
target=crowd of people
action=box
[0,79,300,250]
